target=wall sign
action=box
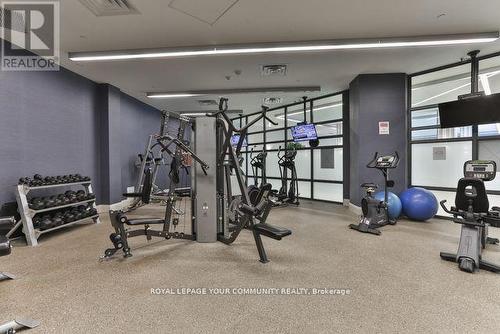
[378,121,390,135]
[433,147,446,160]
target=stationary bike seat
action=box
[361,183,378,189]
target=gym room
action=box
[1,1,500,333]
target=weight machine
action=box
[103,117,209,258]
[126,111,191,211]
[103,98,292,263]
[206,98,292,262]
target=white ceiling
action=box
[58,0,500,113]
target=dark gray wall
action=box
[349,73,408,205]
[120,93,165,193]
[0,65,100,204]
[0,44,163,205]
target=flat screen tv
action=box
[230,135,247,147]
[291,123,318,142]
[438,92,500,128]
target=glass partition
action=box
[231,91,346,203]
[408,52,500,216]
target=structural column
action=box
[97,84,122,205]
[348,73,408,206]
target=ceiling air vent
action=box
[261,65,287,77]
[78,0,139,16]
[198,99,218,106]
[263,97,283,105]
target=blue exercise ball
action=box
[373,191,402,219]
[400,187,438,221]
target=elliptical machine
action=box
[440,160,500,273]
[349,152,400,235]
[247,148,268,205]
[272,146,299,206]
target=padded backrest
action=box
[455,177,489,213]
[254,183,272,205]
[141,169,153,204]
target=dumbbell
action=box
[76,190,87,201]
[38,214,53,230]
[29,197,45,210]
[43,176,56,185]
[33,174,45,185]
[57,194,71,205]
[43,196,56,208]
[88,207,98,217]
[32,216,42,229]
[78,205,92,218]
[52,212,64,227]
[19,177,32,185]
[64,191,77,203]
[63,211,76,223]
[53,195,63,207]
[71,207,84,221]
[86,193,96,200]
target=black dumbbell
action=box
[29,197,45,210]
[86,193,96,200]
[32,174,45,186]
[63,211,75,223]
[19,177,32,185]
[43,196,56,208]
[39,215,53,230]
[32,216,42,229]
[52,212,64,227]
[65,191,77,203]
[76,190,86,201]
[77,205,90,218]
[81,176,91,182]
[71,207,83,221]
[57,194,70,205]
[88,207,97,217]
[53,195,63,207]
[43,176,55,185]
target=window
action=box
[232,92,346,203]
[411,64,471,107]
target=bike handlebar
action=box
[366,151,400,168]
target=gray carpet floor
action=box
[1,200,500,333]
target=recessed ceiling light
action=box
[68,32,499,62]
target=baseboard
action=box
[348,203,362,215]
[97,199,130,213]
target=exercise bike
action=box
[247,148,267,205]
[349,152,400,235]
[440,160,500,273]
[271,146,299,206]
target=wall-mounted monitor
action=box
[230,135,247,147]
[439,92,500,128]
[291,123,318,142]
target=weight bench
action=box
[0,217,15,281]
[0,217,40,333]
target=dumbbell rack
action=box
[15,181,100,246]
